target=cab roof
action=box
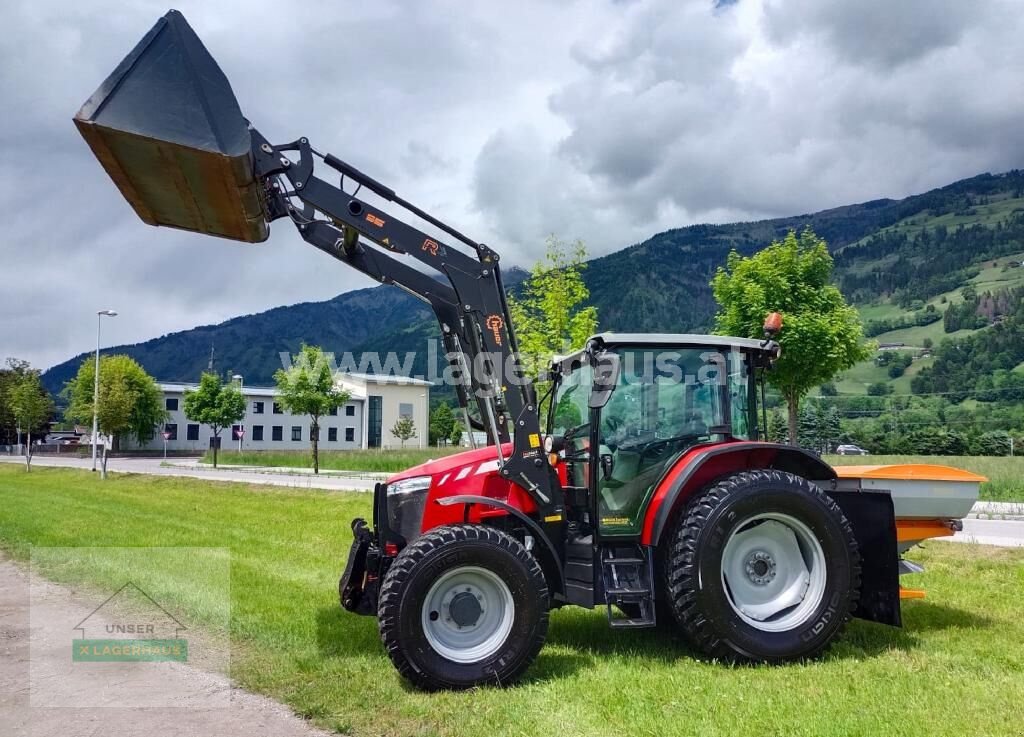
[595,332,770,351]
[555,332,771,365]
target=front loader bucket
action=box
[73,10,268,243]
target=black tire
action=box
[377,524,549,690]
[662,469,860,663]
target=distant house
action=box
[124,373,430,452]
[877,342,906,351]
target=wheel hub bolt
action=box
[745,550,777,585]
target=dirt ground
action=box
[0,555,333,737]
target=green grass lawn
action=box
[2,466,1023,736]
[203,447,463,473]
[826,454,1024,502]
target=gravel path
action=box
[0,556,334,737]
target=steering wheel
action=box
[637,437,678,463]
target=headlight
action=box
[386,475,431,543]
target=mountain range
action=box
[41,170,1024,396]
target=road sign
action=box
[162,432,172,441]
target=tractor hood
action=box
[386,444,513,485]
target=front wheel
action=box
[377,524,549,690]
[663,469,861,662]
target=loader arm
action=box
[249,130,561,515]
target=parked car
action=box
[836,444,870,456]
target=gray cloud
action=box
[2,0,1023,371]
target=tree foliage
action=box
[711,228,872,443]
[274,345,350,474]
[0,358,50,445]
[508,236,598,380]
[429,401,457,446]
[8,368,53,470]
[390,416,418,447]
[65,355,164,478]
[183,372,246,469]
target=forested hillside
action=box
[41,170,1024,412]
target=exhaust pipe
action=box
[73,10,269,243]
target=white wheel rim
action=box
[421,566,515,664]
[720,512,827,633]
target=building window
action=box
[368,396,382,448]
[291,426,302,442]
[253,401,264,415]
[252,425,264,441]
[166,397,178,411]
[164,423,177,440]
[272,426,283,442]
[345,427,355,442]
[186,424,199,441]
[328,427,338,442]
[273,402,283,414]
[328,406,338,416]
[345,405,355,417]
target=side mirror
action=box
[589,352,621,409]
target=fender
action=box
[435,495,565,596]
[641,441,836,546]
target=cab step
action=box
[600,544,656,629]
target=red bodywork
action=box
[389,440,801,542]
[387,445,538,534]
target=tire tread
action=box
[663,469,861,663]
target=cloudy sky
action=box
[3,0,1023,369]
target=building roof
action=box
[159,371,433,396]
[343,373,433,387]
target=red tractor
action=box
[76,10,981,692]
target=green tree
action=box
[0,358,48,445]
[274,345,350,474]
[508,236,598,384]
[712,228,872,444]
[430,401,456,447]
[447,421,463,448]
[65,355,165,478]
[8,369,53,471]
[867,381,893,396]
[767,410,788,443]
[183,372,246,469]
[390,415,418,448]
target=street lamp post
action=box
[232,374,244,452]
[91,310,118,472]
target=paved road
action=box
[4,455,1024,547]
[953,518,1024,548]
[0,455,378,492]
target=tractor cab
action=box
[548,333,779,537]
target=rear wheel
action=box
[662,469,860,662]
[377,524,549,690]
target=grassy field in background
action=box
[2,465,1023,736]
[826,454,1024,502]
[203,447,462,473]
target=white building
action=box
[131,373,430,452]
